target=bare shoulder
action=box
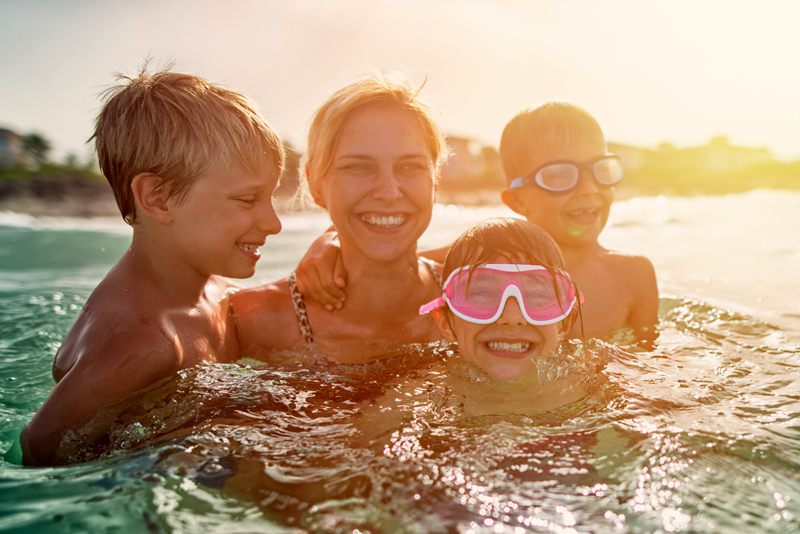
[603,248,657,287]
[230,277,302,352]
[54,288,182,382]
[603,248,659,344]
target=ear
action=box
[433,168,440,202]
[433,308,458,343]
[307,164,327,209]
[131,173,173,224]
[501,188,526,216]
[559,308,579,338]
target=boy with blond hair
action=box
[296,101,658,346]
[21,66,284,465]
[497,101,657,344]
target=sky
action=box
[2,0,800,163]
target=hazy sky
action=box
[2,0,800,162]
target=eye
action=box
[235,196,257,207]
[397,162,427,176]
[341,162,372,174]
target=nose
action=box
[373,167,402,201]
[257,199,282,235]
[496,296,527,326]
[574,167,600,196]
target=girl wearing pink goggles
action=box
[420,263,581,325]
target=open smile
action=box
[237,242,263,259]
[360,214,407,228]
[566,207,602,225]
[483,340,536,359]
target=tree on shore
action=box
[22,133,51,166]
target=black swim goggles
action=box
[509,154,623,193]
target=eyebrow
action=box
[336,153,430,160]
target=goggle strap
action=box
[419,297,445,315]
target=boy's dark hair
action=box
[92,64,284,224]
[499,101,605,185]
[442,217,582,335]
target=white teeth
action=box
[487,341,531,353]
[361,215,406,228]
[570,208,598,216]
[238,243,259,253]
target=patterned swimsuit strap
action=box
[288,272,313,345]
[288,258,441,346]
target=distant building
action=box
[0,128,25,169]
[441,136,485,180]
[438,135,506,192]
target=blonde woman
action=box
[232,74,447,363]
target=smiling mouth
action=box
[568,207,599,218]
[486,341,531,353]
[237,243,261,253]
[361,214,406,228]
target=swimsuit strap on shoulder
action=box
[288,272,314,345]
[419,257,443,288]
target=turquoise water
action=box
[1,191,800,533]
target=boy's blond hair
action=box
[299,72,448,206]
[92,65,284,224]
[500,101,605,185]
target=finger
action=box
[333,252,348,290]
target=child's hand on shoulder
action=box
[295,230,348,310]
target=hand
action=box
[294,231,348,310]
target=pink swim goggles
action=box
[419,264,580,325]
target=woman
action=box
[232,73,447,364]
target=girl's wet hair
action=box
[442,217,583,336]
[443,217,566,279]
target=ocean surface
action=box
[1,190,799,533]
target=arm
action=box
[626,255,660,349]
[21,329,180,466]
[293,230,347,310]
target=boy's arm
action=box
[294,235,453,310]
[21,330,180,466]
[294,230,347,310]
[627,255,660,348]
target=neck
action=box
[339,245,431,315]
[558,240,604,269]
[127,229,211,304]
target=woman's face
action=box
[314,103,438,264]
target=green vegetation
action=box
[0,163,104,184]
[620,160,800,197]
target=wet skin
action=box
[21,164,282,465]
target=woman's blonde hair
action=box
[297,72,448,207]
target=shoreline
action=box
[0,174,717,220]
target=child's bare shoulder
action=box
[54,281,183,382]
[602,248,656,283]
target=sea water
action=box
[1,190,800,533]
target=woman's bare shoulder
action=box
[230,278,302,352]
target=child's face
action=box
[167,164,282,279]
[502,138,613,249]
[434,264,571,381]
[313,103,438,263]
